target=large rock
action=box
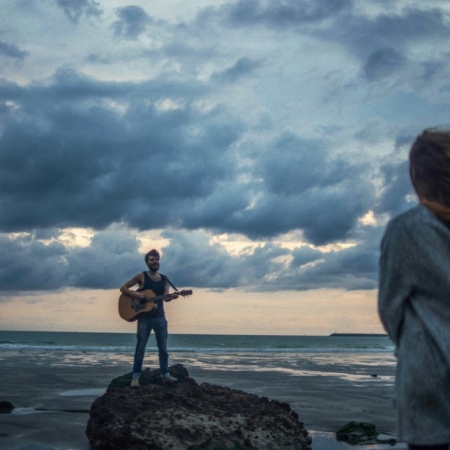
[86,364,312,450]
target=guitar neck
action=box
[145,293,172,302]
[137,289,191,304]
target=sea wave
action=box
[0,343,395,353]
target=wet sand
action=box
[0,350,406,450]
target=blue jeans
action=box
[132,315,169,376]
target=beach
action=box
[0,342,407,450]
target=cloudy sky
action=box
[0,0,448,335]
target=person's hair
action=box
[409,129,450,207]
[145,249,160,263]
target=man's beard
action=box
[149,263,160,273]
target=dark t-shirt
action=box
[139,271,166,318]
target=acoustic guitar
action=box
[118,289,193,322]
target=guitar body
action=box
[118,289,192,322]
[118,289,158,322]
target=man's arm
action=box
[120,273,145,299]
[163,279,179,302]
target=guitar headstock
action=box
[178,289,193,297]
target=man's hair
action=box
[409,129,450,207]
[145,249,160,263]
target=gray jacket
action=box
[379,204,450,445]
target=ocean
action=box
[0,330,396,379]
[0,330,394,354]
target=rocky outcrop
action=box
[86,364,312,450]
[336,421,396,446]
[0,401,14,414]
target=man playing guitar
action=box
[120,249,179,387]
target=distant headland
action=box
[330,333,388,337]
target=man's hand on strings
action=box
[166,292,179,302]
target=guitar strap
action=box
[161,274,179,291]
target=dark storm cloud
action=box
[166,128,375,247]
[290,245,322,267]
[320,6,450,86]
[0,40,29,60]
[0,233,67,290]
[56,0,102,24]
[159,230,246,289]
[0,228,143,291]
[66,228,144,288]
[288,242,379,291]
[206,0,352,27]
[377,159,414,217]
[0,224,381,293]
[204,1,450,86]
[231,186,371,246]
[211,57,263,83]
[0,70,240,233]
[0,70,378,248]
[374,130,417,217]
[112,5,153,39]
[345,7,450,55]
[234,132,375,245]
[212,2,450,53]
[363,48,406,82]
[0,69,377,247]
[271,223,384,291]
[161,226,381,292]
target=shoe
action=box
[130,378,140,387]
[161,374,177,385]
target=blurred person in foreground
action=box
[379,129,450,450]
